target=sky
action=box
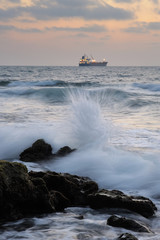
[0,0,160,66]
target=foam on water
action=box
[0,86,160,199]
[0,88,160,197]
[133,83,160,92]
[0,66,160,239]
[45,89,160,197]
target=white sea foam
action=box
[1,66,160,240]
[45,89,160,197]
[0,123,62,159]
[1,88,160,197]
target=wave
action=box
[117,74,132,78]
[1,82,157,114]
[133,83,160,92]
[0,74,11,78]
[7,79,98,88]
[0,80,11,86]
[48,91,160,197]
[0,83,151,109]
[0,87,67,105]
[9,80,66,87]
[0,88,160,198]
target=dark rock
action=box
[63,173,99,204]
[19,139,53,162]
[29,171,45,179]
[49,190,70,211]
[29,171,98,206]
[0,160,54,221]
[88,189,157,218]
[0,158,157,234]
[19,140,76,162]
[117,233,138,240]
[75,215,84,220]
[56,146,76,157]
[107,215,151,233]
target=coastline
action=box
[0,139,157,240]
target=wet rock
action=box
[88,189,157,218]
[19,139,76,162]
[117,233,138,240]
[29,171,98,206]
[0,158,157,233]
[107,215,151,233]
[56,146,76,157]
[63,173,99,205]
[19,139,53,162]
[0,160,54,221]
[49,190,70,211]
[75,215,84,220]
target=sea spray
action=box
[0,66,160,240]
[48,89,160,197]
[65,88,111,149]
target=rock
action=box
[0,158,157,233]
[88,189,157,218]
[107,215,151,233]
[117,233,138,240]
[19,139,53,162]
[19,140,76,162]
[29,171,98,206]
[0,160,54,221]
[62,173,99,205]
[75,215,84,220]
[49,190,70,211]
[56,146,75,157]
[1,161,92,222]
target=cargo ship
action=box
[79,54,108,66]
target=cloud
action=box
[149,0,159,3]
[0,23,106,34]
[28,0,134,20]
[75,33,89,37]
[0,0,134,21]
[0,24,42,33]
[147,22,160,30]
[114,0,134,2]
[8,0,21,2]
[124,22,160,33]
[124,24,147,33]
[0,7,19,20]
[0,25,16,31]
[51,24,107,33]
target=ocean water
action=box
[0,66,160,239]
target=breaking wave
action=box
[133,83,160,92]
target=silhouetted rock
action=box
[49,190,70,211]
[0,160,54,221]
[0,161,98,222]
[56,146,75,156]
[19,139,75,162]
[107,215,151,233]
[29,171,98,206]
[117,233,138,240]
[19,139,52,162]
[88,189,157,218]
[0,157,157,239]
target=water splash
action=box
[65,88,112,149]
[48,89,160,197]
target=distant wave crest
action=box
[133,83,160,92]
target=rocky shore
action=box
[0,139,157,240]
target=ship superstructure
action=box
[79,54,108,66]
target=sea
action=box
[0,65,160,239]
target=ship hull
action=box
[79,62,107,66]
